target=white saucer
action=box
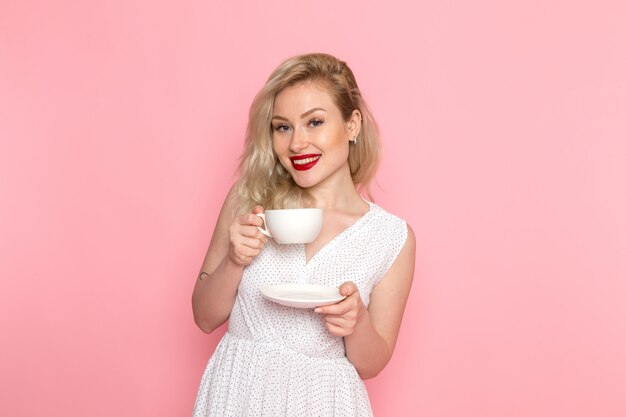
[260,283,346,309]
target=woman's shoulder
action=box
[366,201,407,225]
[363,200,408,241]
[360,201,413,284]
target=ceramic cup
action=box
[256,208,323,244]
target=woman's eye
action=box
[309,118,324,127]
[273,124,290,132]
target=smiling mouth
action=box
[290,154,321,171]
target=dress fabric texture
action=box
[192,202,407,417]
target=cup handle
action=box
[255,213,272,238]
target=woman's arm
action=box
[191,186,267,333]
[314,225,416,379]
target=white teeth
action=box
[293,156,320,165]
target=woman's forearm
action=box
[344,310,393,379]
[191,256,244,333]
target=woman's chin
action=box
[291,174,318,189]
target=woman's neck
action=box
[307,172,367,212]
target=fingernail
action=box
[314,308,321,313]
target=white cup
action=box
[256,208,323,244]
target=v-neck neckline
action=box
[302,200,375,267]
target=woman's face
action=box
[271,81,360,190]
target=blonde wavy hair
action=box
[235,53,381,213]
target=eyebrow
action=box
[271,107,326,121]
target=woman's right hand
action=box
[228,205,267,266]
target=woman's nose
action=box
[289,129,308,153]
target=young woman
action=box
[192,53,415,416]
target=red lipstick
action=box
[290,154,321,171]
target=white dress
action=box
[193,201,407,417]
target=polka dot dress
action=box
[192,201,408,417]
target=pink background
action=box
[1,1,625,416]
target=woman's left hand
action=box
[314,281,366,337]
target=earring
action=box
[351,136,357,144]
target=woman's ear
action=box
[347,109,362,141]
